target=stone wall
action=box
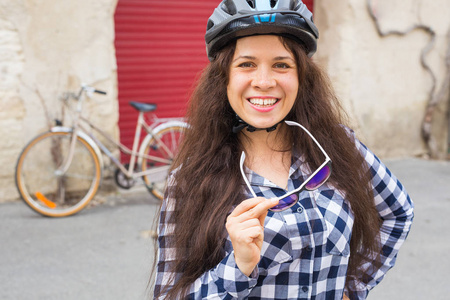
[0,0,118,202]
[314,0,450,159]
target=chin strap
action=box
[232,114,282,133]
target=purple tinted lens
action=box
[305,165,331,190]
[271,193,298,212]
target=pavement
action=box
[0,158,449,300]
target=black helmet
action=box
[205,0,319,61]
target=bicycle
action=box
[15,84,188,217]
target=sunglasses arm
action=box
[240,152,258,198]
[284,121,331,161]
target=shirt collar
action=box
[243,150,306,189]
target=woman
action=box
[153,1,414,299]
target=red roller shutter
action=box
[114,1,219,161]
[114,0,314,161]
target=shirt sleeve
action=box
[153,174,258,299]
[348,134,414,299]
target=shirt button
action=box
[297,206,303,213]
[302,286,309,292]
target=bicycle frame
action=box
[57,86,183,180]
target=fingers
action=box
[232,218,262,235]
[227,197,279,236]
[226,213,261,236]
[229,197,263,217]
[235,221,264,243]
[229,197,279,219]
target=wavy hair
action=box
[154,36,381,299]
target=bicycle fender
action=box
[138,121,188,165]
[50,126,104,171]
[153,120,189,131]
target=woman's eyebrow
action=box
[232,55,256,63]
[274,56,295,61]
[232,55,294,63]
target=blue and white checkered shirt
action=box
[154,131,414,299]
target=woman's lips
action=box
[247,97,280,112]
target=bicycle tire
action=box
[15,131,102,217]
[140,121,187,200]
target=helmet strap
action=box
[232,114,282,133]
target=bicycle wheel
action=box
[140,122,187,200]
[15,131,102,217]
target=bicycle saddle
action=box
[129,101,157,112]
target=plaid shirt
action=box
[154,131,414,299]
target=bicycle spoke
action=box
[15,131,101,217]
[140,123,187,200]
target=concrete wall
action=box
[0,0,118,202]
[1,0,449,202]
[314,0,450,159]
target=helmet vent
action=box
[246,0,255,9]
[270,0,278,8]
[207,19,215,31]
[222,0,237,15]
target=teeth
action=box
[249,98,278,107]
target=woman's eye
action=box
[274,63,291,69]
[238,62,254,68]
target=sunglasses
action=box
[239,121,332,212]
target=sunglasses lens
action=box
[305,165,331,190]
[271,193,299,212]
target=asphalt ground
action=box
[1,158,449,300]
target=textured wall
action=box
[314,0,450,158]
[1,0,449,202]
[0,0,118,202]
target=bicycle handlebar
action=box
[62,85,108,107]
[94,89,107,95]
[81,84,107,97]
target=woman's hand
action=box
[343,294,350,300]
[226,197,279,276]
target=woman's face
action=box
[227,35,299,130]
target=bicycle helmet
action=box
[205,0,319,61]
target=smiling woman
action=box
[227,35,299,130]
[152,1,414,299]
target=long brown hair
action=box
[154,37,381,299]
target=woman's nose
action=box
[251,67,276,90]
